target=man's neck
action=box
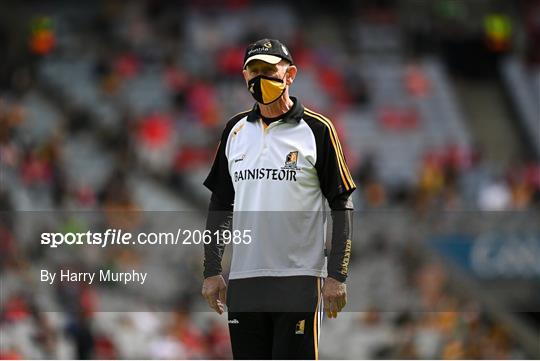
[258,95,294,119]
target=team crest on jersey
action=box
[283,151,299,170]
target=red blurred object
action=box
[173,146,212,172]
[206,320,232,359]
[164,67,188,92]
[172,312,206,358]
[217,46,244,75]
[0,226,15,256]
[137,113,173,148]
[79,286,97,317]
[3,296,30,322]
[225,0,250,9]
[180,328,205,357]
[21,153,51,185]
[291,46,315,70]
[523,164,540,187]
[423,148,446,169]
[29,17,56,55]
[317,66,349,103]
[187,83,219,128]
[115,54,140,79]
[379,106,419,130]
[443,143,471,170]
[405,64,431,97]
[0,350,23,360]
[30,31,55,55]
[94,335,117,359]
[75,185,96,207]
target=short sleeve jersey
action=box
[204,97,356,279]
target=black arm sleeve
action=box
[202,113,250,278]
[203,192,233,278]
[202,118,237,278]
[305,114,356,282]
[327,193,354,283]
[203,128,235,204]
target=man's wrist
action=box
[327,272,347,283]
[203,269,222,279]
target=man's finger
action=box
[216,300,225,314]
[337,295,346,312]
[330,299,339,318]
[324,299,332,318]
[323,296,332,318]
[215,299,225,314]
[328,299,338,318]
[219,287,227,305]
[206,294,223,314]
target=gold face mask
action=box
[247,70,288,105]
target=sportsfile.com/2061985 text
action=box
[40,229,252,248]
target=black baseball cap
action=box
[243,38,294,69]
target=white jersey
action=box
[204,98,356,279]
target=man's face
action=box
[242,60,296,86]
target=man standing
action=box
[202,38,356,360]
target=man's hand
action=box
[202,275,227,314]
[322,277,347,319]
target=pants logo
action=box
[295,319,305,334]
[233,154,246,163]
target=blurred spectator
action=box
[404,61,431,97]
[205,319,232,359]
[478,177,511,211]
[65,311,95,359]
[100,169,141,230]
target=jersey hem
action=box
[229,268,327,280]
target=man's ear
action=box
[242,69,249,83]
[286,65,297,85]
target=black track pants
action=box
[226,276,323,360]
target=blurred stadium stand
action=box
[1,0,539,359]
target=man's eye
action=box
[248,67,275,75]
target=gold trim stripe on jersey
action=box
[304,108,356,191]
[304,108,355,190]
